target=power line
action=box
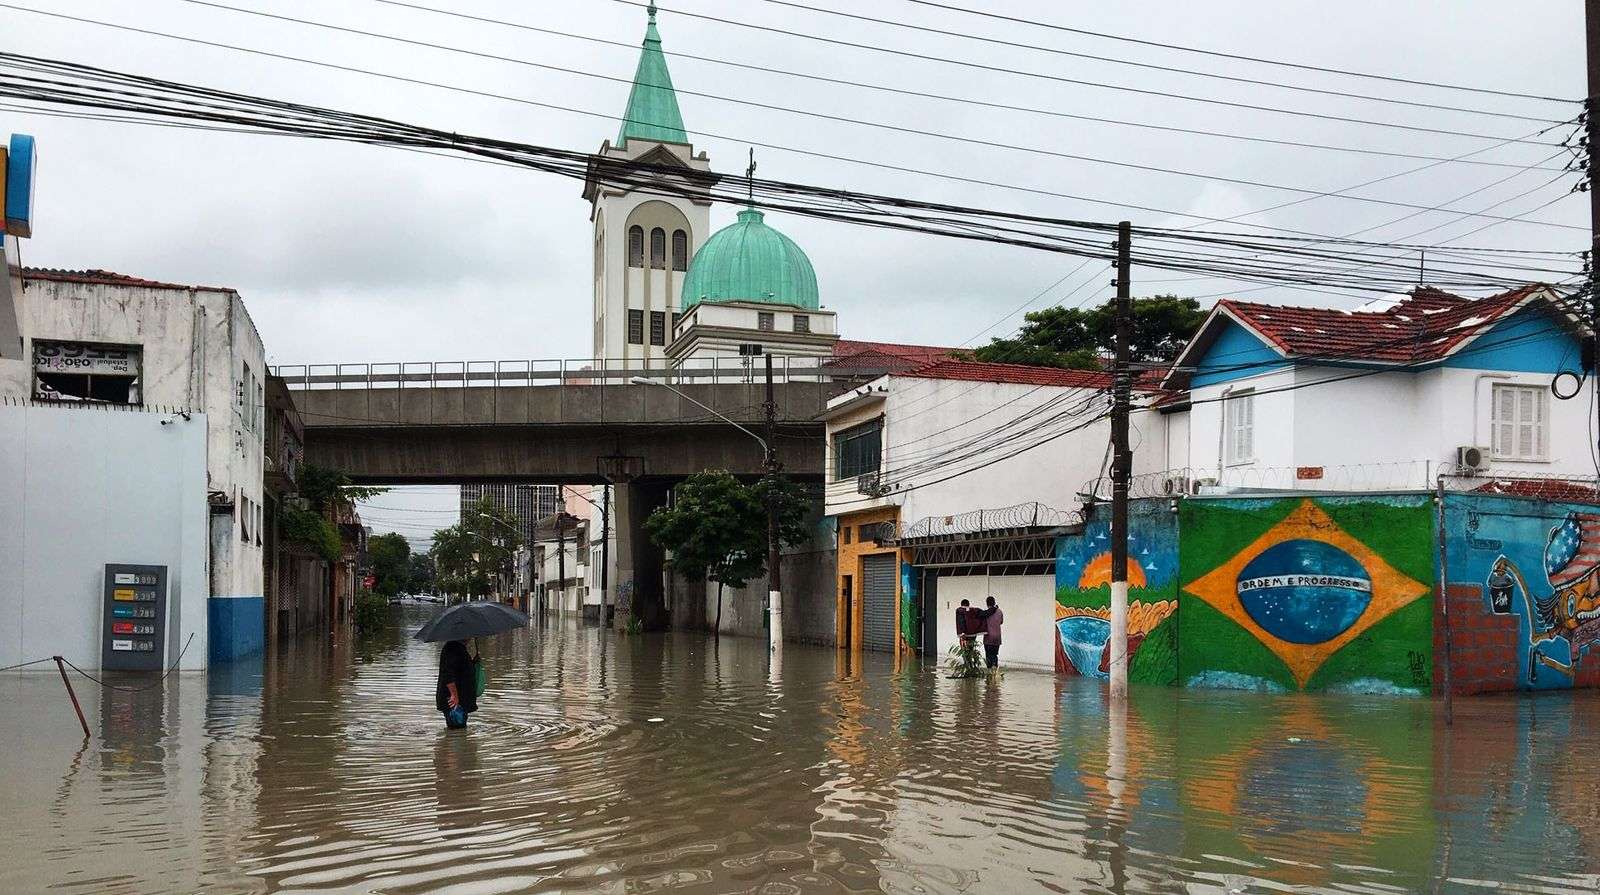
[6,3,1579,255]
[600,0,1568,143]
[892,0,1577,104]
[742,0,1565,122]
[127,1,1586,221]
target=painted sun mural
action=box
[1056,505,1180,684]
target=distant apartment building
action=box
[459,484,559,547]
[0,264,269,667]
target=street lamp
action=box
[630,371,784,655]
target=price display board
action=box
[101,564,167,671]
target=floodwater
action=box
[3,607,1597,894]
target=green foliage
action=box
[1128,615,1179,686]
[368,532,411,598]
[297,464,386,513]
[407,553,436,595]
[973,295,1206,369]
[280,504,341,561]
[353,588,389,632]
[944,640,984,678]
[429,497,523,600]
[645,470,810,591]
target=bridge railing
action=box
[270,355,861,390]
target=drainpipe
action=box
[1471,373,1513,456]
[1215,385,1235,480]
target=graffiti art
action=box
[1056,506,1179,684]
[1481,511,1600,686]
[1180,497,1433,694]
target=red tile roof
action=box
[22,267,229,292]
[1215,285,1549,364]
[897,358,1175,392]
[827,339,961,373]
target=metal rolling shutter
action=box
[862,553,897,652]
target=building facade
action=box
[460,484,558,549]
[0,266,268,664]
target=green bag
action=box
[473,656,487,699]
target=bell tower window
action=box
[627,226,645,268]
[671,229,689,271]
[650,228,667,269]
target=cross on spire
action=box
[746,148,757,207]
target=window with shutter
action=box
[649,311,666,346]
[627,309,644,345]
[1225,390,1254,465]
[758,312,774,332]
[793,314,810,333]
[1492,384,1547,461]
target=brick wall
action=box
[1436,583,1522,695]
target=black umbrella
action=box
[414,601,530,642]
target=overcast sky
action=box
[4,0,1586,542]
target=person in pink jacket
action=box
[977,596,1004,669]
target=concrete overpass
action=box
[276,358,873,630]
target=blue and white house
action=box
[1157,285,1590,491]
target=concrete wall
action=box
[700,546,838,644]
[0,404,209,671]
[933,574,1057,672]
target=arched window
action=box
[650,227,667,269]
[627,226,644,267]
[671,229,689,271]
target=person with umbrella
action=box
[417,601,529,729]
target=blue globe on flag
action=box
[1236,539,1372,644]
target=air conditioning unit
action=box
[1456,445,1490,474]
[1162,475,1192,496]
[856,472,887,497]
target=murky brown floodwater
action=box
[3,604,1597,894]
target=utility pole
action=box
[557,500,567,617]
[765,353,783,654]
[600,484,611,628]
[1587,0,1600,458]
[1109,220,1133,701]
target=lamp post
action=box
[556,495,567,617]
[630,374,783,654]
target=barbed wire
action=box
[893,501,1084,541]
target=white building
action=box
[0,265,269,664]
[820,359,1167,668]
[583,4,712,365]
[1162,285,1590,491]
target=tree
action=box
[280,464,385,561]
[368,532,411,598]
[973,295,1206,370]
[429,497,522,601]
[407,553,436,595]
[645,470,811,632]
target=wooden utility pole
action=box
[600,484,611,628]
[1109,220,1133,700]
[765,353,783,653]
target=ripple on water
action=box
[3,611,1600,894]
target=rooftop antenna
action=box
[746,147,757,207]
[1419,249,1425,286]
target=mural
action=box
[1443,494,1600,691]
[1178,496,1434,694]
[1055,503,1179,685]
[899,561,919,651]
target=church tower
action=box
[583,3,715,363]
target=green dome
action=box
[681,207,820,310]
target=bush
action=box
[354,588,389,632]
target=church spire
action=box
[616,2,688,146]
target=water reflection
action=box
[0,605,1597,893]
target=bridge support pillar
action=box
[614,480,671,631]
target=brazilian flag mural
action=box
[1178,495,1435,694]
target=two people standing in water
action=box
[955,596,1005,670]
